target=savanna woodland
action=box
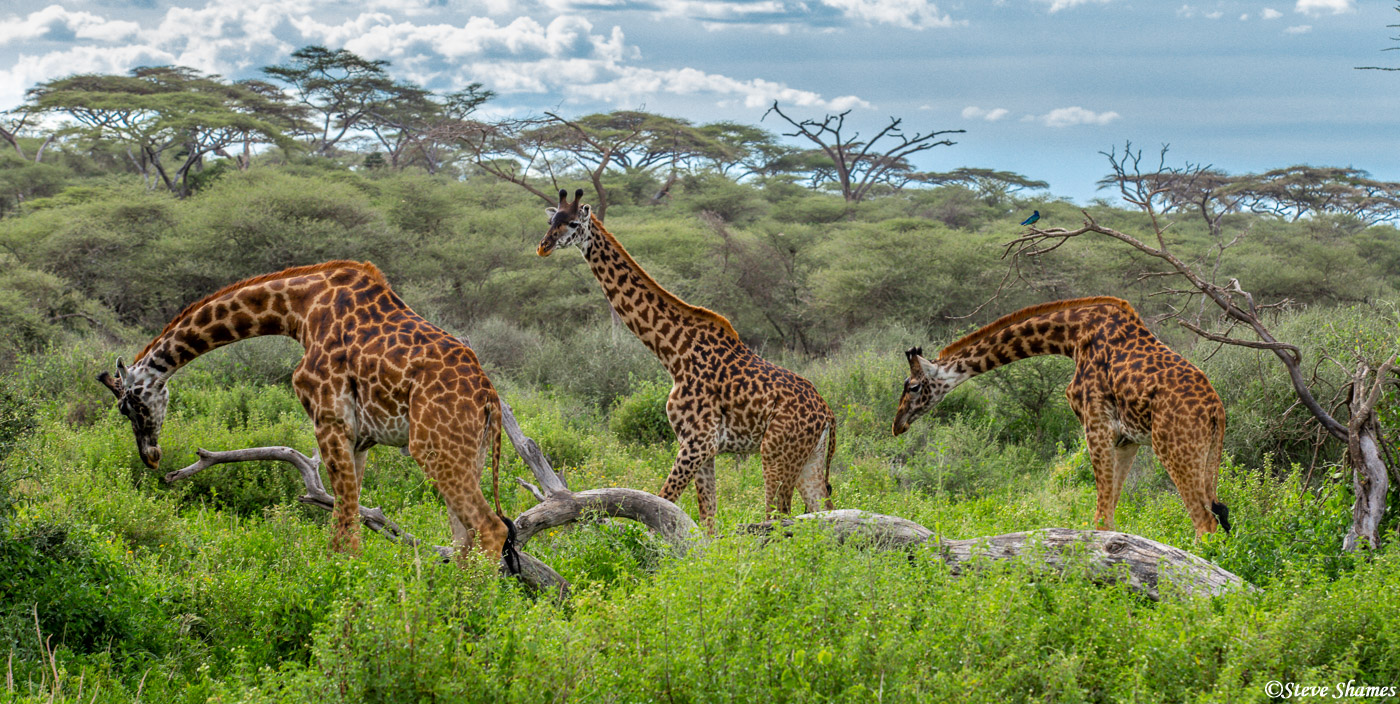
[2,43,1400,703]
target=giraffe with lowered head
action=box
[537,189,836,527]
[97,261,520,571]
[892,296,1231,537]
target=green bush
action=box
[0,523,171,659]
[610,376,675,445]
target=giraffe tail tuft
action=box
[1211,501,1232,534]
[498,512,522,576]
[485,401,522,575]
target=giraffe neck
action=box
[582,215,742,374]
[932,299,1124,381]
[131,266,326,381]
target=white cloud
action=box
[1239,13,1249,20]
[1027,106,1120,127]
[566,65,871,110]
[1295,0,1353,16]
[0,5,141,46]
[1205,10,1222,19]
[962,106,1009,121]
[0,44,174,114]
[1283,24,1312,33]
[290,11,864,109]
[0,0,866,113]
[541,0,958,30]
[820,0,957,29]
[1035,0,1112,12]
[1261,7,1282,19]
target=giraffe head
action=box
[97,358,168,469]
[537,188,592,257]
[892,347,957,436]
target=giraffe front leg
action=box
[657,438,719,532]
[314,420,362,554]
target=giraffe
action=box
[891,296,1231,537]
[537,189,836,527]
[96,261,520,572]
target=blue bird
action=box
[1020,210,1040,226]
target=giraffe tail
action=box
[823,420,836,510]
[487,401,522,575]
[1208,410,1231,534]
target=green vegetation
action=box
[3,87,1400,698]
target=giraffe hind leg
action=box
[795,426,831,514]
[408,404,507,565]
[1152,425,1223,538]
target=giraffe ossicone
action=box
[894,296,1230,537]
[538,194,837,529]
[98,261,521,573]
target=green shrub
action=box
[610,376,674,445]
[0,523,170,659]
[890,415,1040,497]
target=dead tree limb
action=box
[163,445,570,592]
[513,487,699,553]
[740,509,1252,601]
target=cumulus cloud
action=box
[819,0,957,29]
[1035,0,1112,13]
[1026,106,1120,127]
[540,0,958,30]
[1295,0,1353,16]
[0,6,142,46]
[1262,8,1282,19]
[961,106,1009,121]
[1283,24,1312,33]
[0,0,867,113]
[0,44,174,113]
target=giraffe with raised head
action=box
[537,189,836,527]
[892,296,1231,537]
[97,261,520,572]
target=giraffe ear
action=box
[116,357,130,384]
[579,203,591,220]
[546,206,558,218]
[905,347,924,376]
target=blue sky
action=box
[1,0,1393,202]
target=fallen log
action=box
[739,509,1253,600]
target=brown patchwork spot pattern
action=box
[893,297,1229,537]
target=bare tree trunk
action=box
[1344,356,1397,550]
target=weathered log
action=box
[740,509,1253,601]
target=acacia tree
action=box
[363,83,493,173]
[262,46,394,156]
[1006,143,1399,551]
[762,101,963,202]
[27,67,293,194]
[915,167,1050,206]
[462,110,716,219]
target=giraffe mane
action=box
[591,215,742,342]
[938,296,1136,360]
[135,260,387,362]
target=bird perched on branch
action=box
[1020,210,1041,226]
